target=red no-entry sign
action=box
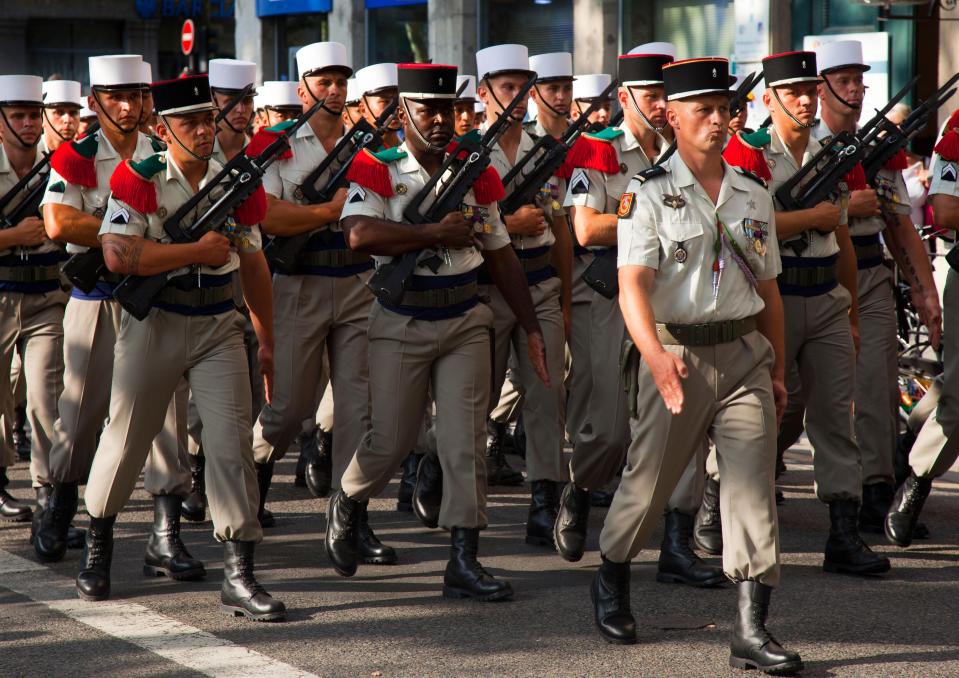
[181,19,195,56]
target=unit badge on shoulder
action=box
[617,192,635,218]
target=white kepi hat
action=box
[530,52,574,82]
[296,41,352,80]
[141,62,153,87]
[0,75,44,105]
[573,74,613,100]
[816,40,870,74]
[79,104,96,119]
[209,59,257,92]
[355,63,398,96]
[456,75,476,100]
[42,80,83,108]
[629,42,677,59]
[345,78,360,104]
[260,81,301,109]
[476,44,534,81]
[89,54,146,90]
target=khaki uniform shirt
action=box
[41,131,158,253]
[0,145,62,257]
[929,150,959,198]
[531,119,568,219]
[618,152,779,324]
[764,126,838,258]
[262,122,346,233]
[99,152,262,277]
[340,142,510,277]
[811,120,910,236]
[487,128,556,250]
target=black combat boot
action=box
[76,515,116,601]
[657,509,726,587]
[486,421,523,486]
[693,476,723,555]
[526,479,560,547]
[357,503,397,565]
[325,489,361,577]
[143,495,206,580]
[254,462,275,528]
[306,429,333,498]
[396,452,421,512]
[823,499,890,575]
[34,482,79,562]
[0,467,32,522]
[181,452,207,523]
[31,484,52,539]
[295,427,317,488]
[885,472,933,548]
[220,541,286,622]
[859,482,894,534]
[412,453,443,529]
[442,527,513,601]
[13,405,29,462]
[554,481,590,562]
[729,580,804,674]
[591,555,636,644]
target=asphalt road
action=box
[2,442,959,677]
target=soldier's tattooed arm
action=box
[101,233,207,276]
[884,212,941,349]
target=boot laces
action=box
[751,603,774,645]
[50,498,73,527]
[235,554,266,596]
[86,530,110,566]
[901,479,928,513]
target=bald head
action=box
[666,94,730,155]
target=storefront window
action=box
[478,0,573,55]
[622,0,735,59]
[27,19,123,85]
[366,1,428,64]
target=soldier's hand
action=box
[508,204,547,237]
[847,189,880,218]
[258,344,275,405]
[431,211,474,249]
[195,231,231,267]
[772,376,788,426]
[647,348,687,415]
[913,288,943,350]
[11,216,46,247]
[526,330,551,387]
[809,201,841,232]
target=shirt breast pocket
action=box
[658,219,704,265]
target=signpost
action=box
[181,19,195,56]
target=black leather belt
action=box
[156,281,234,308]
[656,317,757,346]
[851,234,883,270]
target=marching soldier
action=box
[355,63,402,148]
[592,59,803,676]
[343,78,362,127]
[571,73,613,127]
[260,81,303,126]
[884,107,959,545]
[138,62,159,140]
[810,41,940,533]
[209,59,257,164]
[40,80,83,152]
[77,74,284,621]
[0,75,67,520]
[556,47,719,588]
[723,50,889,575]
[35,55,193,567]
[454,75,477,138]
[77,105,97,138]
[249,42,377,540]
[473,45,571,546]
[326,61,549,600]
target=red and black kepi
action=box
[618,53,674,87]
[663,57,737,101]
[397,63,459,100]
[762,51,819,88]
[152,75,216,117]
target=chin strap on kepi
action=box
[532,83,569,121]
[772,88,815,130]
[91,88,142,136]
[0,106,42,150]
[625,87,663,133]
[302,75,342,118]
[161,114,214,162]
[822,74,863,112]
[401,97,447,154]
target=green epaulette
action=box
[73,132,99,158]
[585,126,625,142]
[149,136,166,152]
[372,146,408,163]
[266,119,297,133]
[129,153,167,180]
[739,127,771,149]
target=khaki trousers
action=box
[565,254,594,446]
[910,267,959,477]
[600,331,781,586]
[253,272,371,489]
[84,309,261,542]
[776,286,862,502]
[483,276,566,482]
[48,297,190,493]
[489,367,523,424]
[341,302,493,529]
[0,289,67,486]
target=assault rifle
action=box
[112,99,323,320]
[0,151,51,230]
[775,77,916,212]
[862,72,959,184]
[366,75,537,306]
[215,83,255,127]
[263,97,401,273]
[499,78,619,216]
